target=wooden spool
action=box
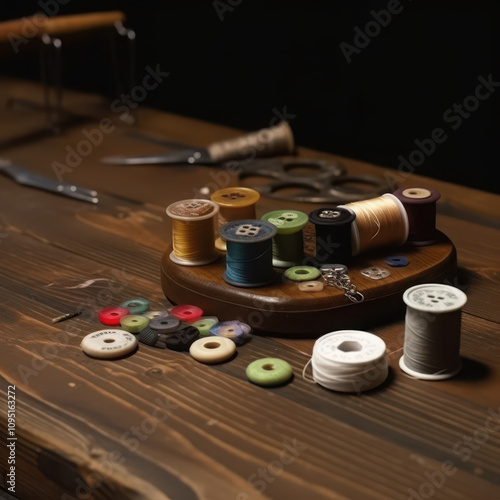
[161,226,457,335]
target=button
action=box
[138,327,162,347]
[261,210,308,234]
[384,256,409,267]
[149,316,180,333]
[119,298,149,314]
[170,304,203,323]
[81,329,137,359]
[298,281,324,292]
[192,316,219,337]
[98,307,129,326]
[246,358,293,387]
[120,315,149,333]
[284,266,321,282]
[165,326,200,351]
[209,320,252,346]
[189,337,236,364]
[138,327,174,349]
[361,266,390,280]
[142,310,170,320]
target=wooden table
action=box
[1,78,499,500]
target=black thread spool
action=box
[392,188,441,245]
[308,207,356,266]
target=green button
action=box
[261,210,308,234]
[192,316,219,337]
[120,315,150,333]
[120,297,150,314]
[246,358,293,387]
[284,266,321,281]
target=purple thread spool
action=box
[393,188,441,245]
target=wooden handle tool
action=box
[44,11,125,36]
[0,11,125,44]
[207,121,295,163]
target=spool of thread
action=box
[392,187,441,245]
[340,193,409,255]
[307,330,388,392]
[399,283,467,380]
[308,207,355,265]
[210,187,260,252]
[219,219,277,288]
[166,199,219,266]
[261,209,308,267]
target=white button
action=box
[81,329,137,359]
[189,337,236,364]
[298,281,324,292]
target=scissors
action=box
[101,121,295,166]
[234,156,391,203]
[101,121,392,203]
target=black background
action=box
[1,1,499,193]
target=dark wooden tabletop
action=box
[0,78,499,500]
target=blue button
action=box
[384,256,409,267]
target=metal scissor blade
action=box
[0,159,99,203]
[100,148,215,165]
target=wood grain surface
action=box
[0,78,499,500]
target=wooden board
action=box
[1,78,499,500]
[161,230,456,335]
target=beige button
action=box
[189,337,236,364]
[298,281,324,292]
[402,188,432,199]
[81,329,138,359]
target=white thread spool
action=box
[399,284,467,380]
[310,330,388,392]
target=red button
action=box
[170,304,203,322]
[98,307,129,325]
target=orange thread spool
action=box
[210,187,260,251]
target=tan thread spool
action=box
[166,199,219,266]
[340,193,409,255]
[210,187,260,251]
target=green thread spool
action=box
[261,210,308,267]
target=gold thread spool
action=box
[340,194,409,255]
[166,199,219,266]
[210,187,260,251]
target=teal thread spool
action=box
[261,210,308,267]
[219,219,277,288]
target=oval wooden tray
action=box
[160,231,456,335]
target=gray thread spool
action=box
[399,284,467,380]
